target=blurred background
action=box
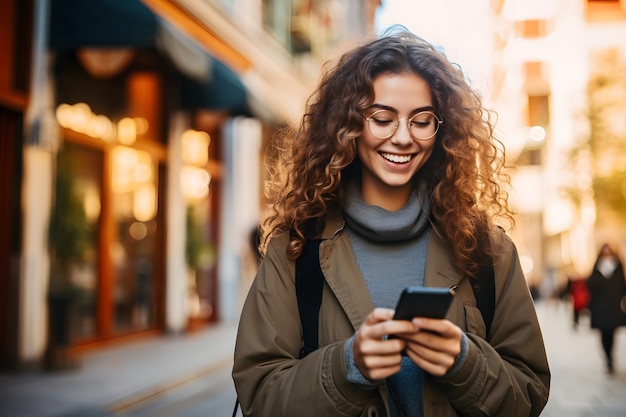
[1,0,625,416]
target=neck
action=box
[361,182,412,211]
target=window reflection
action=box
[50,142,101,340]
[111,146,159,333]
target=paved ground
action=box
[536,300,626,417]
[0,323,238,417]
[0,299,625,417]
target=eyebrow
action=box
[369,104,435,114]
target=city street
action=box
[1,299,625,417]
[120,300,626,417]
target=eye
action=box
[369,110,396,126]
[410,119,432,128]
[410,113,436,128]
[371,117,394,126]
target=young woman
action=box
[233,30,550,417]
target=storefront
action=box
[1,0,376,370]
[46,0,253,347]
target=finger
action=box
[412,318,458,337]
[354,341,405,380]
[404,329,462,358]
[406,341,457,365]
[358,335,406,356]
[354,347,404,380]
[364,308,395,325]
[404,344,455,376]
[359,351,404,370]
[364,363,403,381]
[360,321,416,341]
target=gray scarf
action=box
[342,180,431,242]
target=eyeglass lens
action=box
[366,110,441,140]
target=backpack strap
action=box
[473,262,495,336]
[296,239,324,358]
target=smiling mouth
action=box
[380,152,414,164]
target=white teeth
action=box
[381,152,412,163]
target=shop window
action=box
[180,128,218,325]
[514,19,547,38]
[53,49,167,343]
[523,61,549,93]
[528,94,550,128]
[110,146,159,333]
[586,0,625,19]
[49,142,102,340]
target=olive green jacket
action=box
[232,212,550,417]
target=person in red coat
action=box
[567,275,590,329]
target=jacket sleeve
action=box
[435,233,551,417]
[232,235,380,417]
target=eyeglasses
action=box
[360,109,443,141]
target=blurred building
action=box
[489,0,626,295]
[0,0,379,370]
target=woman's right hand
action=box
[352,308,416,380]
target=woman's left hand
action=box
[395,318,463,376]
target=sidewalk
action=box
[0,322,238,417]
[1,300,625,417]
[535,300,626,417]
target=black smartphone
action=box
[393,286,454,321]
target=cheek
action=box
[355,135,378,155]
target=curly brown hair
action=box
[262,30,513,278]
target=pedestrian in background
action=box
[233,28,550,416]
[587,243,626,374]
[567,274,590,329]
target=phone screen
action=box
[393,286,454,320]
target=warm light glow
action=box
[112,146,153,194]
[133,162,152,183]
[69,103,90,131]
[56,103,148,144]
[83,185,101,222]
[529,126,546,142]
[133,184,156,222]
[55,104,72,127]
[510,167,543,213]
[134,117,149,135]
[90,115,115,141]
[118,117,137,145]
[112,147,139,193]
[180,166,211,199]
[181,129,210,166]
[55,102,116,141]
[544,198,574,236]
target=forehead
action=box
[371,72,433,112]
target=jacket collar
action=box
[321,208,346,240]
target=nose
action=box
[390,118,413,146]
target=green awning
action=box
[49,0,250,115]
